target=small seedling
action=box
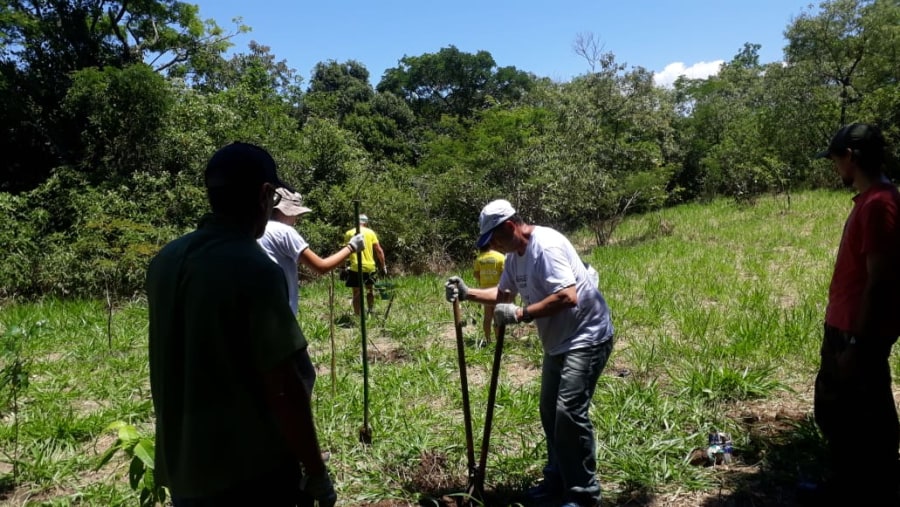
[95,421,167,507]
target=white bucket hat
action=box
[274,188,312,216]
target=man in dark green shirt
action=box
[147,142,335,506]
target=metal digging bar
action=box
[473,319,506,498]
[452,299,479,503]
[329,270,337,396]
[381,285,396,323]
[355,200,373,444]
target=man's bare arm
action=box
[374,243,386,269]
[521,285,577,320]
[299,246,353,275]
[854,251,893,338]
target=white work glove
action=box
[494,303,521,326]
[380,264,388,276]
[445,276,469,302]
[347,233,365,253]
[302,469,337,507]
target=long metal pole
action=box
[329,270,336,396]
[475,321,505,496]
[355,200,372,444]
[453,299,478,501]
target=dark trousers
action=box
[294,347,317,395]
[540,339,613,507]
[171,459,313,507]
[814,324,899,503]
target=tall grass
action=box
[1,189,895,505]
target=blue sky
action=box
[192,0,817,88]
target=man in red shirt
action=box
[812,123,900,505]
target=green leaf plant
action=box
[95,421,167,507]
[0,320,41,483]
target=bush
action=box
[1,171,200,299]
[0,193,42,298]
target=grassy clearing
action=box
[2,189,899,506]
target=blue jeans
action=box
[540,339,612,506]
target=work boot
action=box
[526,478,563,502]
[562,490,601,507]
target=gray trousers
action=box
[540,339,613,506]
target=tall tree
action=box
[303,59,416,163]
[783,0,900,175]
[62,63,174,183]
[785,0,872,125]
[0,0,241,191]
[550,54,674,240]
[377,45,534,122]
[303,59,374,121]
[190,41,299,99]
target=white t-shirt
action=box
[498,226,613,355]
[258,220,309,315]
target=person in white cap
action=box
[258,186,364,393]
[445,199,614,507]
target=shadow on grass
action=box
[698,412,828,507]
[367,445,667,507]
[336,313,356,328]
[365,413,828,506]
[411,480,660,507]
[389,472,655,507]
[0,474,14,500]
[606,481,658,506]
[414,480,524,507]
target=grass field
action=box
[2,189,899,506]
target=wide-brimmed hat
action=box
[274,188,312,216]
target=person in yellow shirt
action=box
[473,245,505,342]
[343,214,386,315]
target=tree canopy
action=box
[2,0,900,298]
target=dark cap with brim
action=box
[817,123,885,159]
[205,142,285,189]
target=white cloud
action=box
[653,60,724,88]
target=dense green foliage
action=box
[2,0,900,299]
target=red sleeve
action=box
[859,193,898,255]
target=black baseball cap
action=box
[816,123,885,159]
[204,142,285,189]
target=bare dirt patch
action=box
[503,356,540,388]
[368,336,410,364]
